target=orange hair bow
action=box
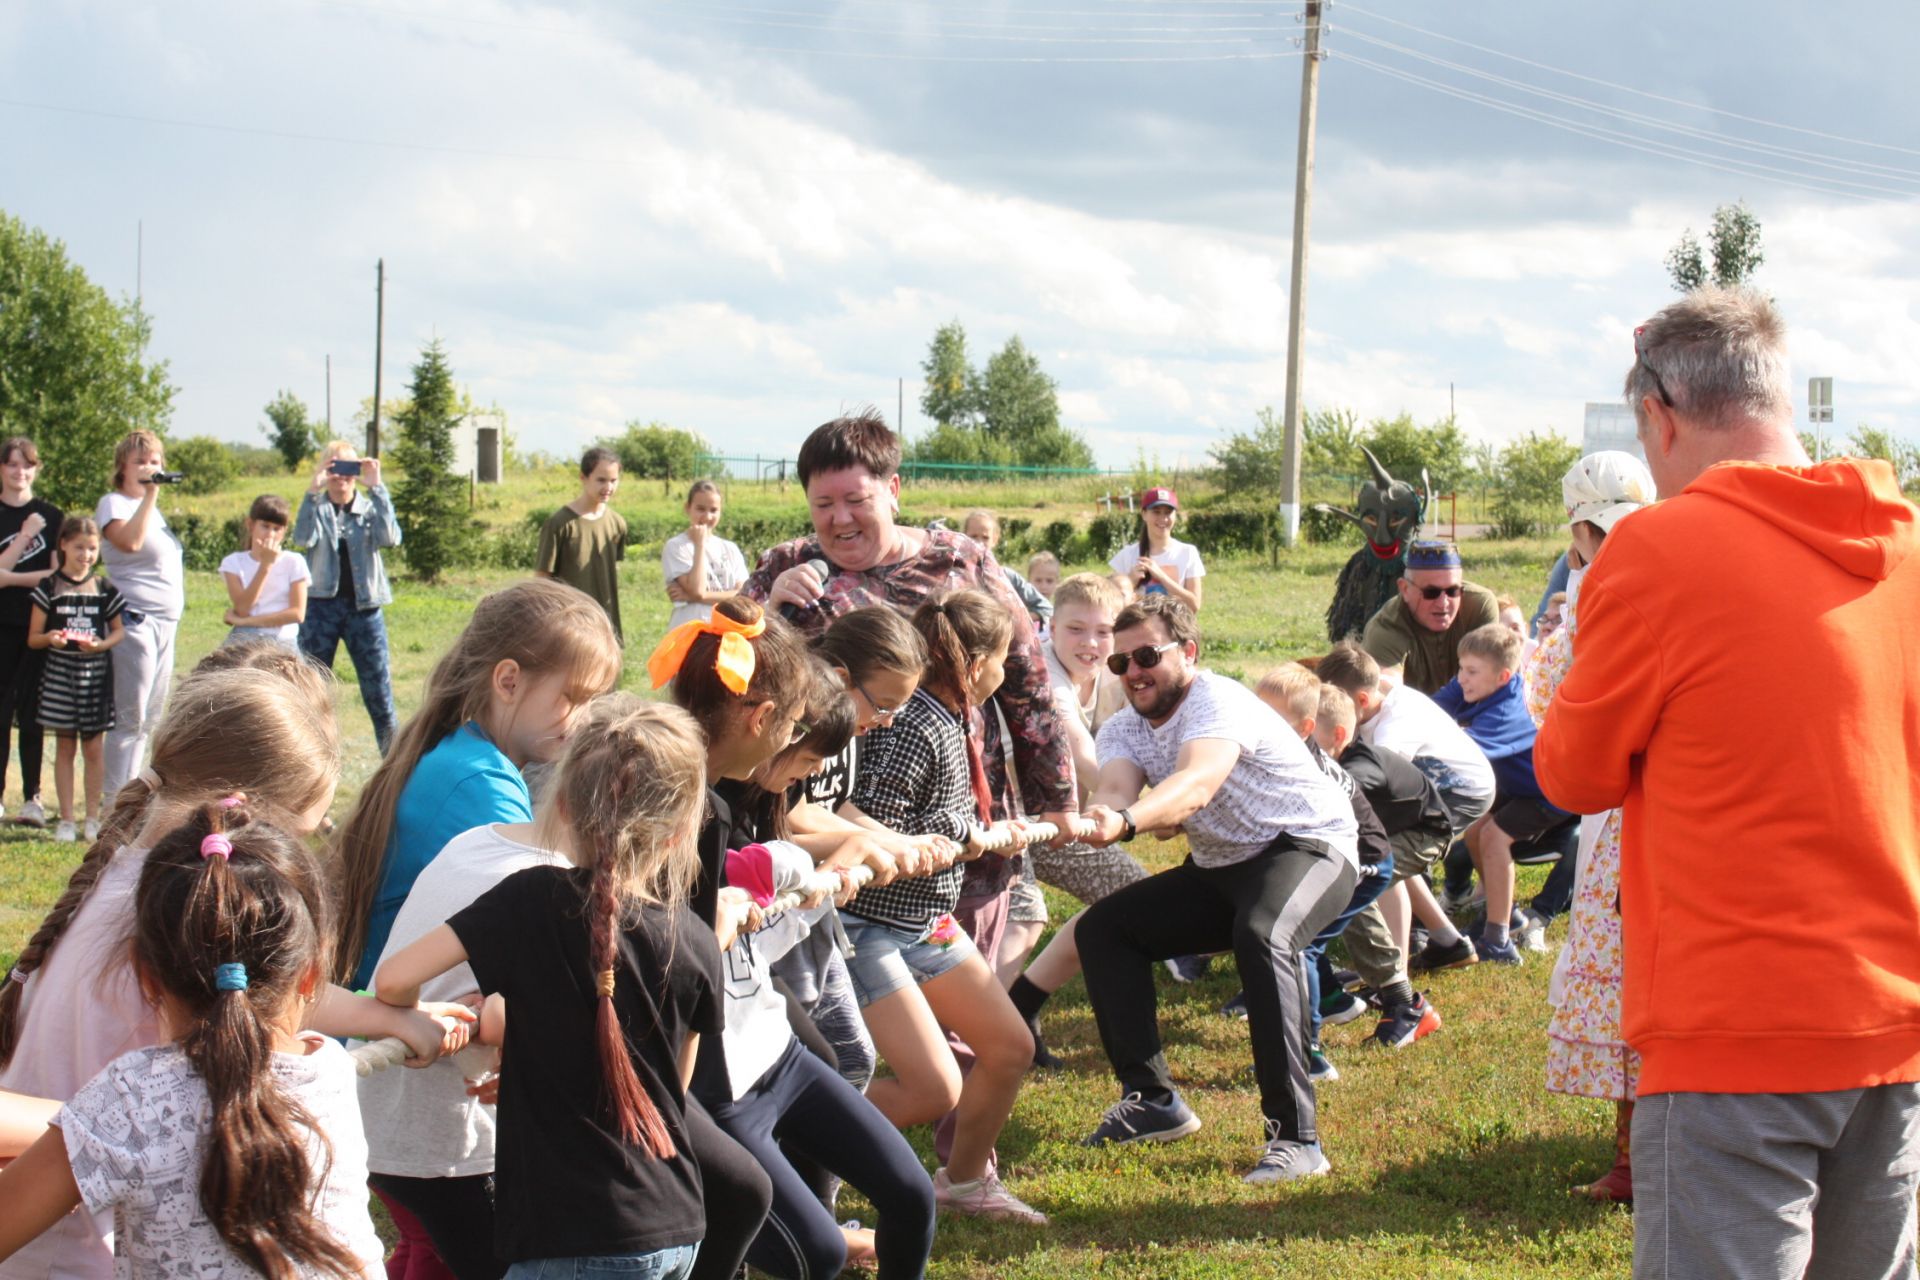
[647,611,766,694]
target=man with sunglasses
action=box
[1360,540,1498,695]
[1071,595,1360,1185]
[1536,287,1920,1279]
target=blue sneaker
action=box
[1474,935,1525,966]
[1164,954,1212,984]
[1221,989,1249,1019]
[1308,1048,1339,1082]
[1081,1090,1202,1146]
[1319,991,1367,1026]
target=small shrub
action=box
[164,436,238,496]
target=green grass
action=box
[0,538,1629,1278]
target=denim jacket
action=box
[293,485,402,608]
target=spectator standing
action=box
[94,431,184,803]
[28,518,124,844]
[1537,288,1920,1278]
[663,480,748,631]
[0,437,60,825]
[962,509,1051,630]
[219,495,309,648]
[537,446,629,642]
[1108,488,1204,613]
[1360,541,1498,694]
[295,441,401,754]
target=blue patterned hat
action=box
[1405,540,1462,571]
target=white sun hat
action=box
[1563,451,1656,533]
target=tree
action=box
[920,321,978,428]
[1666,201,1765,293]
[1361,414,1471,495]
[1490,430,1583,537]
[261,389,317,471]
[388,340,476,581]
[1211,407,1288,497]
[1843,425,1920,492]
[165,436,237,495]
[976,336,1093,469]
[601,421,708,481]
[0,210,176,514]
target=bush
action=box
[1086,512,1136,561]
[601,421,709,482]
[1300,505,1362,545]
[164,436,238,495]
[1489,431,1582,538]
[171,512,247,572]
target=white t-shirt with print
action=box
[93,493,185,619]
[219,551,312,643]
[59,1038,384,1280]
[1095,670,1357,870]
[1109,538,1205,595]
[1361,682,1496,801]
[359,822,565,1178]
[661,532,750,630]
[1042,642,1126,736]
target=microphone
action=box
[778,559,836,624]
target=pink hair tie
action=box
[200,834,234,861]
[218,794,245,810]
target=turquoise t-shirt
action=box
[351,722,533,990]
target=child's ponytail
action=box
[910,590,1012,715]
[137,801,359,1280]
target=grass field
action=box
[0,533,1635,1279]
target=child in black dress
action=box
[27,517,123,844]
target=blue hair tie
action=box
[213,963,249,993]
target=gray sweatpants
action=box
[102,614,177,803]
[1634,1084,1920,1280]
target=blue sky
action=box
[3,0,1916,468]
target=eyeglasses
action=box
[1634,325,1674,409]
[853,676,908,723]
[1105,642,1179,676]
[788,718,812,745]
[1417,585,1463,601]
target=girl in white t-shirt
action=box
[220,494,311,647]
[1108,486,1204,613]
[0,800,418,1279]
[662,480,749,629]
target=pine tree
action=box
[388,340,474,581]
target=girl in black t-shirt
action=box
[374,696,723,1278]
[0,435,62,826]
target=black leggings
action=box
[366,1173,503,1280]
[0,626,44,803]
[686,1093,776,1280]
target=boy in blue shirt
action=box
[1431,622,1575,966]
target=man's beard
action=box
[1132,669,1194,722]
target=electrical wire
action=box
[1337,1,1920,159]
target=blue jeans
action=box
[299,594,397,754]
[1304,854,1395,1045]
[504,1245,699,1280]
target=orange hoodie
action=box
[1536,458,1920,1096]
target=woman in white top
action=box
[1108,486,1204,613]
[662,480,749,628]
[220,494,311,647]
[93,431,185,802]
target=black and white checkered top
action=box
[841,688,979,934]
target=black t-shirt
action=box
[449,865,722,1263]
[0,499,63,628]
[1307,737,1389,867]
[331,502,358,609]
[791,737,858,814]
[1338,739,1454,841]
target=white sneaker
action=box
[54,820,77,842]
[1243,1124,1332,1185]
[17,799,45,827]
[83,818,102,842]
[933,1167,1048,1225]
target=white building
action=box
[452,411,507,483]
[1582,402,1644,461]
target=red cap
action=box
[1139,487,1178,510]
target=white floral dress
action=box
[1526,617,1640,1102]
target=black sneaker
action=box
[1081,1090,1202,1146]
[1319,990,1367,1026]
[1164,954,1212,984]
[1221,989,1249,1019]
[1369,993,1442,1048]
[1027,1017,1063,1071]
[1409,935,1479,973]
[1331,967,1361,990]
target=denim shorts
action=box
[839,914,978,1008]
[505,1244,699,1280]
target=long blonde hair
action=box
[0,662,340,1066]
[536,694,707,1155]
[329,578,622,981]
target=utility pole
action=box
[1278,0,1324,546]
[369,259,386,458]
[326,355,334,434]
[898,377,905,434]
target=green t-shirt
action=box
[536,505,628,640]
[1360,579,1499,695]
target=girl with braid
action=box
[0,802,390,1277]
[374,696,720,1280]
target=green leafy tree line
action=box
[910,321,1095,471]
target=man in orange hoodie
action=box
[1536,287,1920,1280]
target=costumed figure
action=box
[1315,446,1428,642]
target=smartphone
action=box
[329,459,364,477]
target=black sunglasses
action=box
[1417,585,1463,601]
[1634,325,1674,409]
[1106,642,1179,676]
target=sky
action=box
[3,0,1917,470]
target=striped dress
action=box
[31,574,122,734]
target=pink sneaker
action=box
[933,1167,1048,1225]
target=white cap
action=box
[1563,451,1656,533]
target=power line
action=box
[1337,1,1920,160]
[1332,26,1920,186]
[729,43,1304,62]
[1335,53,1888,203]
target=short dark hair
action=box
[580,446,620,476]
[247,494,291,527]
[797,408,900,488]
[1113,595,1200,656]
[1315,641,1381,696]
[0,437,39,468]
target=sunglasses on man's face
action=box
[1105,642,1179,676]
[1416,585,1463,601]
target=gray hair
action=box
[1624,286,1792,432]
